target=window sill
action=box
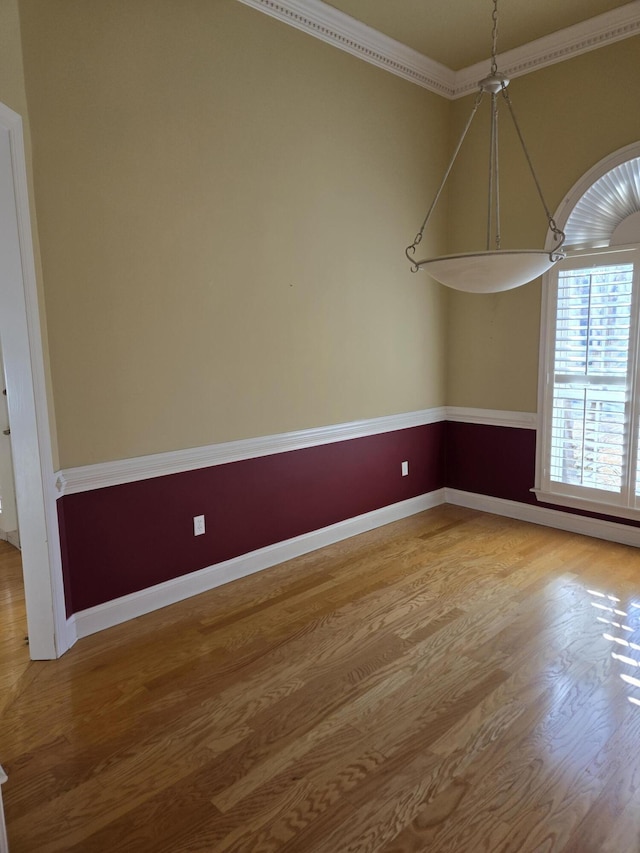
[533,488,640,522]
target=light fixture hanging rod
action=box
[487,92,498,250]
[406,89,484,271]
[499,87,565,256]
[494,97,501,250]
[487,0,502,251]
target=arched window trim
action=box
[544,141,640,251]
[535,143,640,519]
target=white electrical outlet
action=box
[193,514,205,536]
[401,461,409,476]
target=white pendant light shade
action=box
[416,249,559,293]
[405,0,565,293]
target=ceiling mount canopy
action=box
[406,0,565,293]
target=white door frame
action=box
[0,102,71,659]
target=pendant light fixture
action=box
[406,0,565,293]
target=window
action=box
[536,146,640,518]
[538,249,640,515]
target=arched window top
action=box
[564,156,640,249]
[548,142,640,252]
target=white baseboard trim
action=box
[72,484,640,640]
[0,765,7,853]
[445,488,640,548]
[74,489,446,638]
[61,615,78,653]
[0,528,20,548]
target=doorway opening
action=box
[0,101,69,659]
[0,542,29,715]
[0,344,19,550]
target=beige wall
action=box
[0,0,59,467]
[17,2,638,463]
[19,0,450,469]
[0,0,28,118]
[445,37,640,411]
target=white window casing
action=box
[535,144,640,519]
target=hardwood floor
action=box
[4,505,640,851]
[0,540,29,719]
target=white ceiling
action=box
[323,0,635,70]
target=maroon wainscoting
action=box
[446,421,538,505]
[58,423,446,615]
[445,420,640,529]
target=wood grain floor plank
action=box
[5,505,640,851]
[400,661,630,852]
[149,726,382,852]
[289,750,444,853]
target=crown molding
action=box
[236,0,640,99]
[236,0,457,97]
[454,1,640,98]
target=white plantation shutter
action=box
[550,263,633,493]
[542,249,640,510]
